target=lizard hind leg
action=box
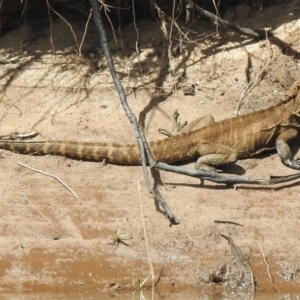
[275,128,300,170]
[158,110,215,137]
[276,137,300,170]
[195,144,238,172]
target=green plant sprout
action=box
[107,229,132,246]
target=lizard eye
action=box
[289,113,300,126]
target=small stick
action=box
[18,162,78,198]
[20,193,56,230]
[214,220,243,227]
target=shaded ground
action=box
[0,1,300,297]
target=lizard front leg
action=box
[275,128,300,170]
[159,110,215,137]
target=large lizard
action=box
[1,78,300,171]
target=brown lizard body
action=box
[1,78,300,170]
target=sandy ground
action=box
[0,1,300,297]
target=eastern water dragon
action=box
[1,78,300,171]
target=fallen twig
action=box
[18,162,78,198]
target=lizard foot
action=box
[158,110,188,137]
[276,138,300,170]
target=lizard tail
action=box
[0,140,142,164]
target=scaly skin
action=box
[1,78,300,169]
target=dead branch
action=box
[156,162,300,187]
[90,0,179,225]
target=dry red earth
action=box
[0,2,300,298]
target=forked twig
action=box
[45,0,79,50]
[18,162,78,198]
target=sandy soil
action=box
[0,1,300,297]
